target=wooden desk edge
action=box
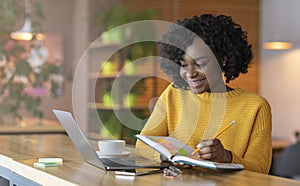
[0,154,77,186]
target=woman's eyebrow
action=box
[193,56,208,61]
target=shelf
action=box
[89,72,118,79]
[86,40,158,143]
[0,118,66,134]
[89,72,147,79]
[89,103,122,110]
[89,41,119,49]
[87,132,102,140]
[89,102,149,110]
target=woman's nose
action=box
[187,67,198,78]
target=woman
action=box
[136,14,272,174]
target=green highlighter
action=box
[34,162,59,168]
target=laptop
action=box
[52,109,169,171]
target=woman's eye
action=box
[196,62,208,68]
[179,62,187,67]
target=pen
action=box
[191,121,236,155]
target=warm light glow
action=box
[263,42,293,50]
[10,17,33,40]
[10,17,44,41]
[36,33,45,40]
[11,32,33,41]
[10,17,45,41]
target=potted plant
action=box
[0,1,70,124]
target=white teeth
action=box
[189,79,204,85]
[190,81,199,85]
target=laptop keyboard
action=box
[100,157,168,168]
[100,157,141,167]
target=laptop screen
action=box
[52,109,169,171]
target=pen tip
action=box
[231,121,236,125]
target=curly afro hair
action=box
[159,14,253,89]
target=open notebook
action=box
[136,134,244,171]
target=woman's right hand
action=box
[195,138,232,163]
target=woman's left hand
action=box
[194,138,232,163]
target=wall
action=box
[25,0,122,128]
[23,0,75,120]
[260,0,300,140]
[31,0,91,122]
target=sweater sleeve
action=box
[135,97,169,161]
[232,99,272,174]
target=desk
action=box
[272,140,291,151]
[270,139,293,176]
[0,134,300,186]
[272,139,292,159]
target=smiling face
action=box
[179,37,225,94]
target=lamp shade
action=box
[10,17,44,41]
[263,41,293,50]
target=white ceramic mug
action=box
[98,140,125,155]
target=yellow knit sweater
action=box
[136,84,272,174]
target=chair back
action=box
[273,131,300,179]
